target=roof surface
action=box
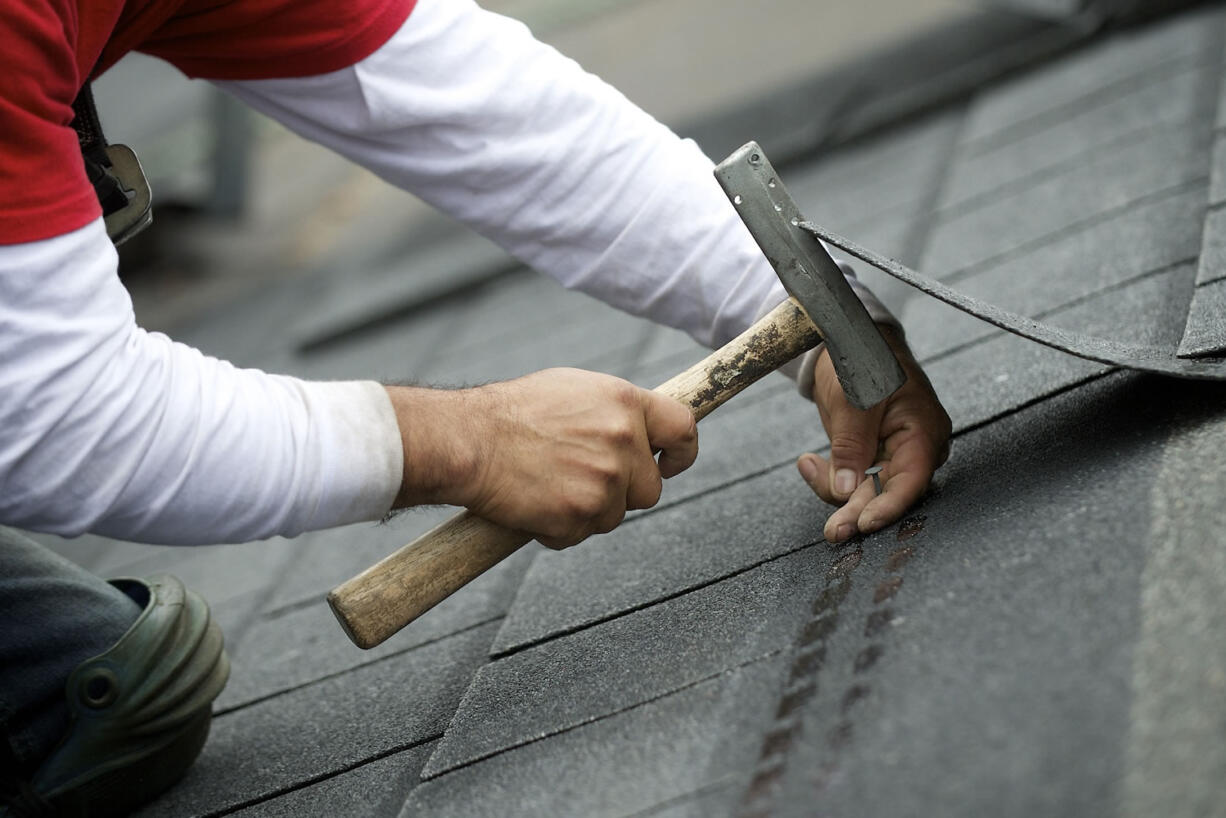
[36,3,1226,816]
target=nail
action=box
[798,457,819,484]
[835,468,857,496]
[864,466,883,496]
[835,523,855,542]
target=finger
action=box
[821,401,885,502]
[823,475,880,543]
[797,451,841,505]
[641,390,699,479]
[536,532,584,551]
[625,459,663,510]
[856,439,942,535]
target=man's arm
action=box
[221,0,951,537]
[0,220,697,544]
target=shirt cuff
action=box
[299,380,403,528]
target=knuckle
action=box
[829,434,872,464]
[639,470,664,507]
[604,416,639,447]
[591,459,623,489]
[595,506,626,534]
[561,485,611,521]
[611,380,641,409]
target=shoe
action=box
[8,575,229,818]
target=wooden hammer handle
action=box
[328,298,822,648]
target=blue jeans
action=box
[0,527,140,773]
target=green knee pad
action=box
[31,574,229,817]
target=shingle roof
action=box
[35,3,1226,815]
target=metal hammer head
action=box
[714,142,906,410]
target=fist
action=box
[388,369,699,549]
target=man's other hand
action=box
[387,368,697,549]
[797,327,951,543]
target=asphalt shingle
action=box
[490,462,827,656]
[923,262,1195,430]
[960,7,1219,147]
[218,546,531,712]
[259,510,456,614]
[1178,276,1226,356]
[902,185,1205,360]
[228,744,434,818]
[423,545,827,778]
[926,122,1210,277]
[399,655,788,818]
[138,622,496,817]
[1177,64,1226,356]
[760,371,1226,818]
[786,112,960,239]
[944,59,1209,209]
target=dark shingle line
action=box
[489,535,825,661]
[939,177,1208,286]
[955,368,1119,441]
[915,255,1199,367]
[963,49,1208,157]
[803,17,1093,167]
[899,108,969,270]
[1191,200,1226,288]
[214,614,504,717]
[943,22,1225,221]
[260,590,327,621]
[624,454,800,527]
[201,738,441,818]
[809,528,925,798]
[614,777,740,818]
[736,541,864,818]
[821,195,940,252]
[941,122,1184,222]
[297,261,525,356]
[781,111,953,194]
[419,651,783,783]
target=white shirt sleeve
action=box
[0,219,402,544]
[222,0,898,356]
[219,0,788,349]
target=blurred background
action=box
[93,0,1194,335]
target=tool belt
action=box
[70,84,153,247]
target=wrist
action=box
[384,385,484,509]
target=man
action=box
[0,0,951,813]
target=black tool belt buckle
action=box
[98,144,153,246]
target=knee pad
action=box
[30,574,229,816]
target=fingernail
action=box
[835,523,855,542]
[835,468,857,496]
[798,457,819,483]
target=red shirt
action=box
[0,0,416,244]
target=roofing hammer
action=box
[328,142,907,649]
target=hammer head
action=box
[714,142,906,410]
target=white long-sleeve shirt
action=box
[0,0,889,544]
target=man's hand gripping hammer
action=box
[328,142,907,649]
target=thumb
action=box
[823,403,885,501]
